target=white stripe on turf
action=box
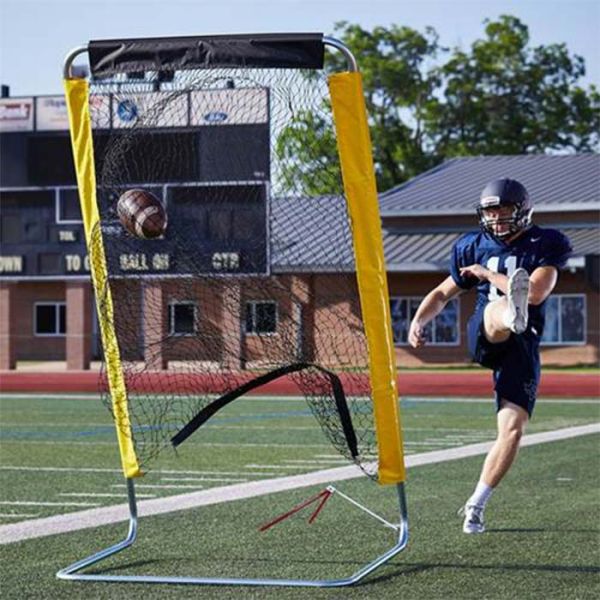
[0,440,334,448]
[111,484,204,490]
[0,423,598,544]
[0,501,100,507]
[0,466,283,477]
[59,493,157,499]
[283,456,348,465]
[244,464,308,469]
[160,477,248,482]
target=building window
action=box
[541,294,586,345]
[34,302,66,336]
[169,302,197,335]
[246,301,277,335]
[390,297,459,346]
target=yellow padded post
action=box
[329,71,405,484]
[64,78,142,479]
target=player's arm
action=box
[459,264,558,305]
[459,264,510,295]
[528,266,559,305]
[408,276,463,348]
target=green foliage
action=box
[432,15,600,156]
[276,16,600,193]
[275,108,341,197]
[325,22,443,191]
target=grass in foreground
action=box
[0,434,598,599]
[0,394,598,598]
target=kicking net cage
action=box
[60,33,407,587]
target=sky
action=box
[0,0,598,97]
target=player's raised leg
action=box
[483,268,530,342]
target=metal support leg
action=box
[57,478,138,580]
[57,480,409,587]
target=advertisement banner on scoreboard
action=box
[112,92,189,129]
[0,98,34,131]
[190,88,268,126]
[36,96,69,130]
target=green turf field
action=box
[0,394,598,598]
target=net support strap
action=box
[171,362,358,459]
[329,71,405,484]
[63,78,142,479]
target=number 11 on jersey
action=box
[487,255,518,301]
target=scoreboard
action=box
[0,89,270,279]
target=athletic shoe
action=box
[458,504,485,534]
[507,268,529,334]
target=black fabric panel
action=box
[89,33,324,77]
[171,362,359,459]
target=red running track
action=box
[0,370,598,398]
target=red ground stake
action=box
[259,489,332,532]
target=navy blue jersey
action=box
[450,225,572,336]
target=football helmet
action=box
[477,178,533,239]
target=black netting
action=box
[88,67,378,478]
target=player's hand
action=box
[459,264,490,281]
[408,319,427,348]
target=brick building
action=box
[0,90,598,370]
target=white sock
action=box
[467,481,494,508]
[501,308,512,330]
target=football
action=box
[117,189,167,239]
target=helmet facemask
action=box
[477,202,533,239]
[477,178,533,240]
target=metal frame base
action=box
[57,478,408,588]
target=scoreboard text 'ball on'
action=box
[117,189,167,239]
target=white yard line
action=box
[111,484,204,490]
[1,423,111,427]
[160,477,248,483]
[0,501,100,507]
[405,441,464,446]
[0,441,119,446]
[283,459,349,464]
[59,493,157,499]
[0,466,123,473]
[0,423,597,545]
[0,440,333,448]
[244,464,308,470]
[0,466,283,477]
[313,454,349,458]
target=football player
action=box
[408,178,572,533]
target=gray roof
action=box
[383,227,600,272]
[379,155,600,216]
[271,191,599,271]
[271,195,354,272]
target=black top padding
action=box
[89,33,324,77]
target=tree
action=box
[326,22,443,191]
[276,17,599,194]
[276,21,442,194]
[431,15,600,156]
